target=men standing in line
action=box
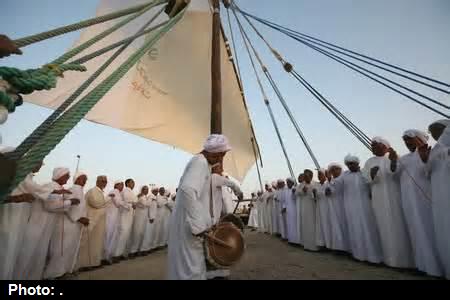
[418,119,450,279]
[105,180,124,264]
[256,190,266,233]
[313,170,329,249]
[129,186,151,257]
[248,192,258,230]
[276,179,288,241]
[284,178,299,245]
[167,134,231,280]
[334,155,382,263]
[297,170,318,251]
[114,178,135,259]
[77,175,108,270]
[363,137,413,268]
[391,130,442,276]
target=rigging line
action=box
[9,5,167,161]
[275,28,450,111]
[232,6,296,181]
[251,137,264,192]
[238,8,450,91]
[236,7,449,110]
[288,34,450,118]
[232,4,372,146]
[226,8,243,86]
[291,70,372,150]
[230,3,321,171]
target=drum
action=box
[204,222,245,269]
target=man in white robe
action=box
[141,187,159,252]
[271,181,280,236]
[115,178,136,259]
[276,180,288,241]
[418,119,450,278]
[333,155,382,263]
[284,178,299,245]
[14,168,79,280]
[325,164,348,252]
[44,172,89,279]
[391,129,443,276]
[105,180,124,264]
[313,170,329,248]
[156,187,171,247]
[297,170,318,251]
[294,174,305,244]
[129,186,151,256]
[77,175,108,270]
[248,192,258,229]
[256,190,265,233]
[167,134,231,280]
[264,184,274,235]
[0,148,50,280]
[362,137,413,268]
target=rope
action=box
[231,4,321,171]
[0,91,15,112]
[232,5,296,181]
[0,64,87,95]
[275,30,450,117]
[4,6,187,199]
[238,8,450,92]
[8,6,168,161]
[251,137,264,192]
[51,0,166,65]
[13,1,161,48]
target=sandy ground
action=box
[72,230,435,280]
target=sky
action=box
[1,0,449,196]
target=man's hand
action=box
[418,144,431,163]
[0,35,22,58]
[302,186,308,193]
[312,189,317,198]
[325,188,332,197]
[281,208,287,214]
[77,217,89,227]
[388,148,398,161]
[370,166,379,180]
[70,198,80,206]
[149,219,154,224]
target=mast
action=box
[210,0,222,134]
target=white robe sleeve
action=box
[363,159,381,185]
[148,199,157,219]
[44,197,72,212]
[66,186,84,222]
[179,187,210,236]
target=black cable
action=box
[239,8,450,92]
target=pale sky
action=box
[1,0,449,196]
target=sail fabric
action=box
[24,0,257,182]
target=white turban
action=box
[318,168,327,174]
[372,136,391,148]
[114,180,123,185]
[271,181,277,188]
[277,179,284,184]
[151,185,159,191]
[52,167,70,181]
[403,129,429,144]
[0,146,15,153]
[431,119,450,128]
[438,126,450,147]
[73,171,87,183]
[344,154,360,164]
[328,162,342,171]
[203,134,232,153]
[286,177,295,183]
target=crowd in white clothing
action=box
[0,155,177,280]
[248,120,450,279]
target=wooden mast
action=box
[210,0,222,134]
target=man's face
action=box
[159,188,165,196]
[429,124,446,141]
[115,183,124,192]
[75,175,88,187]
[298,174,305,183]
[371,142,387,157]
[277,181,285,189]
[331,167,342,178]
[97,177,107,189]
[265,185,270,192]
[403,136,416,152]
[318,172,326,183]
[152,189,158,196]
[57,173,70,185]
[142,186,149,195]
[128,180,135,190]
[304,171,313,183]
[203,151,226,166]
[257,191,263,196]
[287,180,294,189]
[346,162,360,173]
[212,163,223,174]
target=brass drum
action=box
[204,222,245,269]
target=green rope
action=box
[3,6,187,201]
[0,64,87,95]
[51,0,167,65]
[0,91,15,112]
[13,1,159,48]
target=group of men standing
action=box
[250,119,450,279]
[0,150,177,280]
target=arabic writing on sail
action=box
[131,49,168,100]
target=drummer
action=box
[207,162,243,280]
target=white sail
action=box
[24,0,257,182]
